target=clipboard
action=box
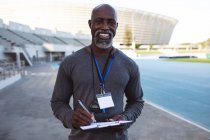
[80,120,132,130]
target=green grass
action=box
[177,50,210,53]
[136,51,162,54]
[167,58,210,63]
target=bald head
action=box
[91,4,117,21]
[88,4,118,50]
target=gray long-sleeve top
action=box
[51,47,144,140]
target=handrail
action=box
[0,60,25,81]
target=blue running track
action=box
[135,59,210,130]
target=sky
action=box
[80,0,210,44]
[0,0,210,44]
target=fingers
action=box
[108,115,125,121]
[72,108,94,128]
[106,115,127,131]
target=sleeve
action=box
[121,63,144,126]
[50,60,74,129]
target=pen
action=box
[78,100,96,122]
[78,100,91,113]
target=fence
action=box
[0,60,25,81]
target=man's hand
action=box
[72,108,94,129]
[106,114,127,131]
[107,114,126,121]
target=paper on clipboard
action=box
[80,120,132,130]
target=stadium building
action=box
[0,2,177,66]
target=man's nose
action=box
[101,20,109,30]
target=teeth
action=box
[100,33,109,37]
[99,33,109,39]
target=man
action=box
[51,4,144,140]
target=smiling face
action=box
[89,4,118,49]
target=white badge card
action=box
[96,92,114,109]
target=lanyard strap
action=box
[90,47,115,90]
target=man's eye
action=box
[108,20,116,26]
[95,20,103,24]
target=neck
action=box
[90,44,113,55]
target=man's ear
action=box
[88,20,91,28]
[116,22,118,29]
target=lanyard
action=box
[90,47,115,94]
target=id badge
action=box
[96,92,114,109]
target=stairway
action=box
[4,46,33,66]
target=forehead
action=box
[91,6,117,21]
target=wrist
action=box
[120,114,127,120]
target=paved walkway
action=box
[0,62,209,140]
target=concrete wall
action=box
[0,45,7,60]
[8,21,32,33]
[24,45,46,59]
[0,18,3,28]
[0,74,21,90]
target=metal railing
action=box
[0,60,25,81]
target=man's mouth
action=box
[98,33,110,40]
[94,30,113,49]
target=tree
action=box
[149,44,153,50]
[207,38,210,46]
[200,41,206,49]
[123,24,132,48]
[135,44,141,49]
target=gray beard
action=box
[94,30,113,49]
[95,40,112,49]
